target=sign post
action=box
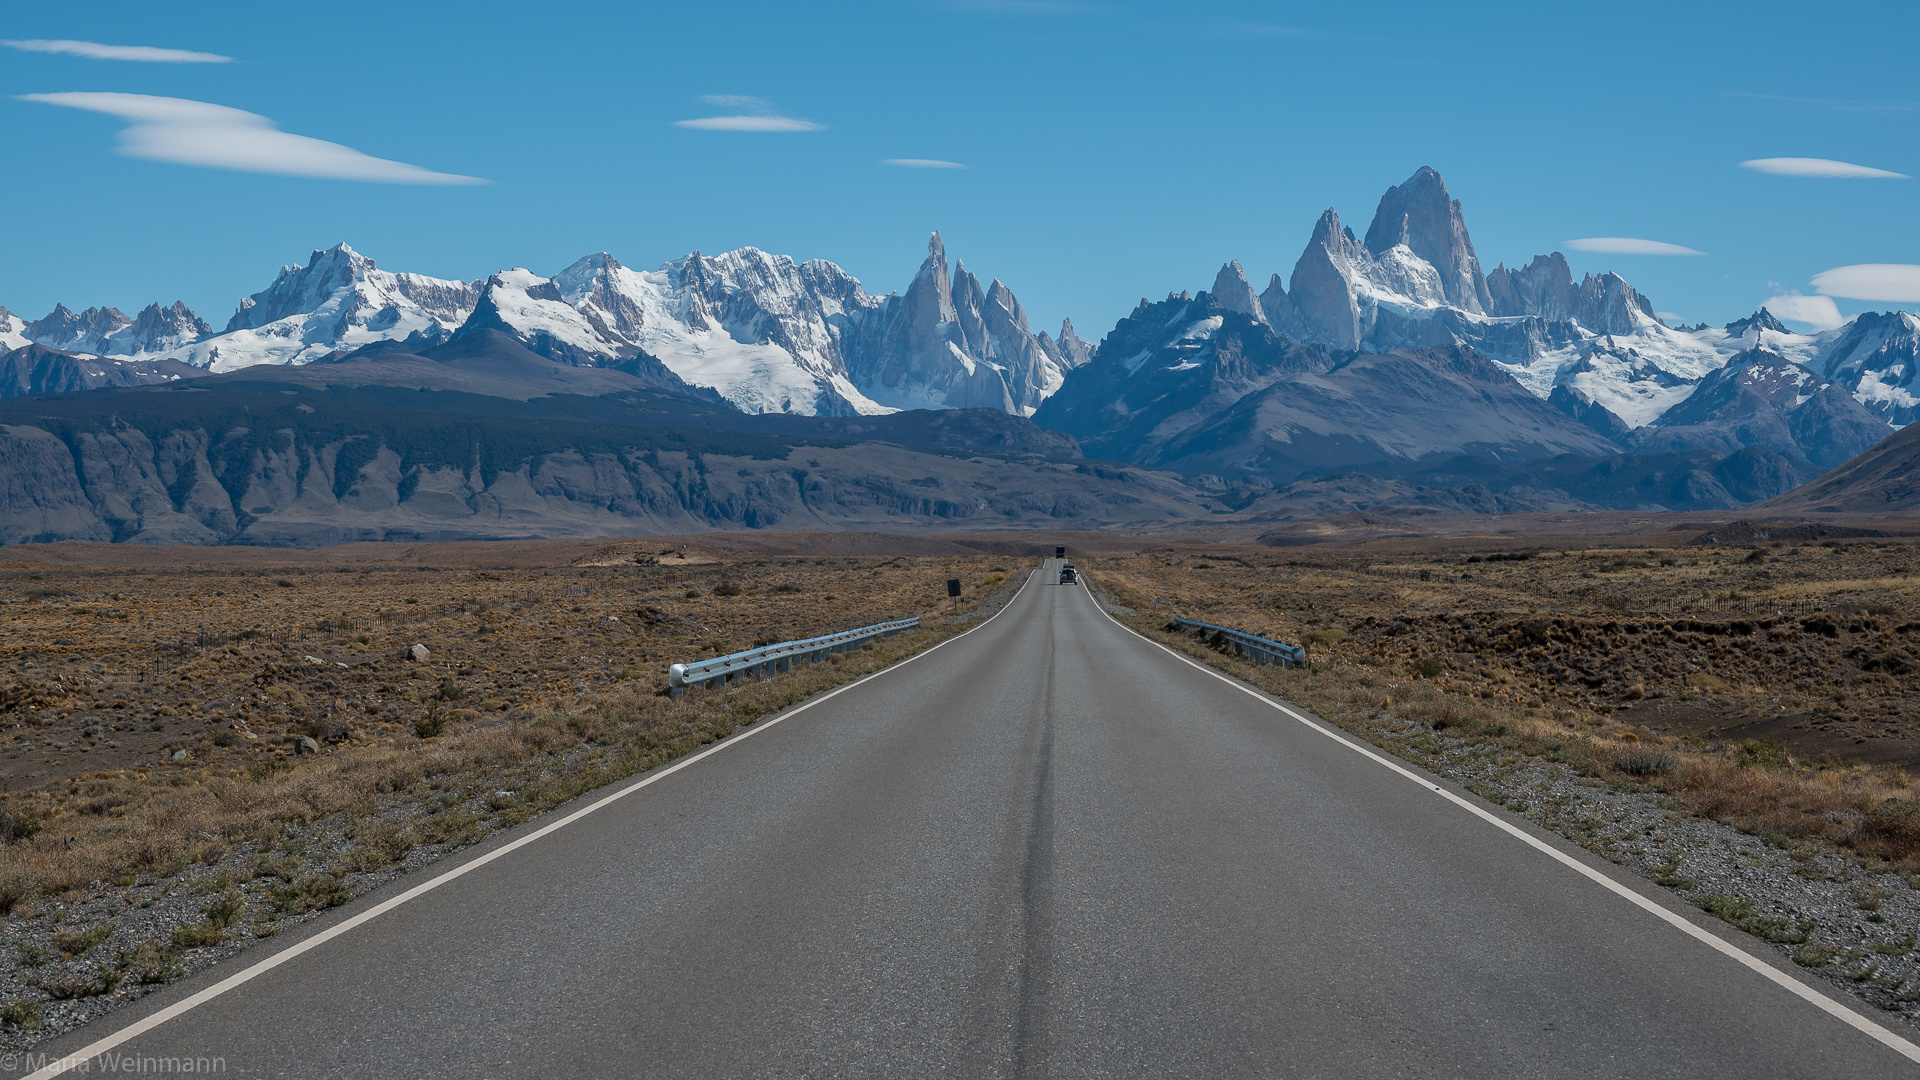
[947,578,961,613]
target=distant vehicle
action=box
[1059,564,1078,585]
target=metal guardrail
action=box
[666,616,921,698]
[1170,616,1306,668]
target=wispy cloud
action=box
[674,115,824,132]
[675,95,822,132]
[2,38,231,63]
[1763,294,1845,330]
[1566,237,1705,256]
[1726,91,1920,114]
[1741,157,1907,179]
[699,94,770,110]
[883,158,966,169]
[942,0,1102,12]
[1813,264,1920,304]
[19,93,485,184]
[1186,21,1317,38]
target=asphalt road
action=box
[32,564,1919,1077]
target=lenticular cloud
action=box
[2,38,231,63]
[673,115,825,132]
[1565,237,1705,256]
[1812,264,1920,304]
[1740,157,1908,179]
[1762,294,1845,330]
[18,92,485,185]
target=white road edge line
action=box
[1088,587,1920,1065]
[26,569,1043,1079]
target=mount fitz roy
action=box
[0,235,1088,419]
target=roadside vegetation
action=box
[1082,542,1920,1020]
[1081,540,1920,859]
[0,544,1028,1047]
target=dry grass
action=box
[1086,548,1920,867]
[0,550,1025,911]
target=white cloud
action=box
[699,94,770,109]
[18,92,485,184]
[1565,237,1705,256]
[2,38,231,63]
[1812,264,1920,303]
[883,158,966,169]
[1740,157,1907,179]
[673,115,824,132]
[1762,294,1845,330]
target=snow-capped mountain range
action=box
[0,236,1088,418]
[4,166,1915,449]
[1186,166,1918,439]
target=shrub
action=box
[1855,799,1920,859]
[1304,628,1347,651]
[1411,657,1446,679]
[270,873,351,915]
[203,891,244,929]
[37,970,121,999]
[1615,749,1676,777]
[712,581,742,597]
[1696,894,1812,944]
[0,1000,42,1027]
[121,941,184,984]
[170,920,227,949]
[420,808,481,846]
[346,821,417,871]
[53,922,114,957]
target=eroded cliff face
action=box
[0,424,1207,547]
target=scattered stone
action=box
[169,749,188,761]
[408,643,431,663]
[294,736,320,755]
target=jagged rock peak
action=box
[1362,166,1492,314]
[122,301,211,353]
[1042,318,1094,370]
[985,278,1026,328]
[1725,308,1790,336]
[1061,318,1091,352]
[25,303,132,352]
[1487,252,1574,320]
[1209,260,1265,323]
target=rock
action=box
[1361,165,1493,314]
[408,643,431,663]
[170,749,188,761]
[295,736,320,755]
[1208,261,1265,323]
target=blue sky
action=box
[4,0,1919,340]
